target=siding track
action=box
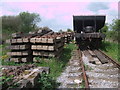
[82,49,120,88]
[57,44,120,89]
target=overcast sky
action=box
[0,0,119,31]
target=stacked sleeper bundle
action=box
[30,33,65,62]
[6,30,74,63]
[63,32,74,43]
[7,34,32,63]
[6,29,52,63]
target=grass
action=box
[84,64,93,71]
[1,43,77,89]
[37,71,59,89]
[1,61,29,66]
[0,44,10,65]
[100,41,119,62]
[35,43,77,79]
[0,44,10,57]
[1,43,77,79]
[80,81,85,88]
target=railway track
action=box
[82,48,120,88]
[57,48,89,88]
[57,44,120,89]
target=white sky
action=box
[0,0,119,31]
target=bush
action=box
[38,73,59,90]
[106,31,118,42]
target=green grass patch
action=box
[1,43,77,79]
[84,64,93,71]
[0,44,10,56]
[35,43,77,79]
[100,41,119,62]
[0,44,11,64]
[1,61,29,66]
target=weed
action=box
[0,74,20,89]
[0,75,12,85]
[35,57,41,62]
[84,64,92,71]
[1,43,77,89]
[100,41,119,62]
[38,73,59,90]
[1,55,9,60]
[80,80,85,88]
[35,43,77,79]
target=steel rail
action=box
[98,49,120,69]
[77,45,90,89]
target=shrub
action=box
[38,73,59,90]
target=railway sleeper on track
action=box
[82,50,119,88]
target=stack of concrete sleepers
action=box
[6,33,32,63]
[6,29,53,63]
[30,33,65,61]
[63,32,74,43]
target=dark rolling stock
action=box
[73,15,106,48]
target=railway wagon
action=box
[73,15,106,48]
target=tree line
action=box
[1,12,40,34]
[1,11,73,40]
[1,11,119,42]
[101,19,120,42]
[1,12,40,40]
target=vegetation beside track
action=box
[100,41,119,62]
[0,43,77,89]
[1,43,77,78]
[35,43,77,79]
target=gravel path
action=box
[57,50,84,88]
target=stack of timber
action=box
[6,28,53,63]
[62,32,74,43]
[30,33,65,61]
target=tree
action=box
[110,19,120,31]
[59,29,63,33]
[101,23,108,34]
[19,12,40,33]
[107,19,120,42]
[2,15,21,33]
[1,12,41,40]
[2,12,41,33]
[67,28,73,32]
